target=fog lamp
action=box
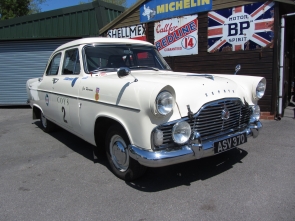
[172,121,191,144]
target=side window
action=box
[63,48,80,75]
[46,53,61,76]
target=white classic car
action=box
[26,38,265,181]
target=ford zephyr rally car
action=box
[26,38,265,180]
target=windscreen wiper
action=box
[91,68,116,72]
[129,66,159,71]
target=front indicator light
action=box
[153,129,163,146]
[251,105,260,121]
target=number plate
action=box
[214,133,247,154]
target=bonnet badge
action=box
[221,108,230,120]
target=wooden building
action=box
[100,0,295,120]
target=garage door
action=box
[0,39,76,105]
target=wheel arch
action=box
[94,115,130,150]
[32,104,43,120]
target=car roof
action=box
[54,37,154,52]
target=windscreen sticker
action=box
[95,72,107,77]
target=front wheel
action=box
[105,125,146,181]
[40,112,56,133]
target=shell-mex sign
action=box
[107,24,146,41]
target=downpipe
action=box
[278,13,295,119]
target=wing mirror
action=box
[117,67,131,78]
[117,67,138,83]
[234,64,241,75]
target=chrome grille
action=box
[157,98,251,147]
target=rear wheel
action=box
[105,125,146,181]
[40,112,55,133]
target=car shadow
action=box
[34,121,248,191]
[34,121,108,166]
[126,148,248,192]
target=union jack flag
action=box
[208,1,275,53]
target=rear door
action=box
[53,47,82,135]
[38,52,62,122]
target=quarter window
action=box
[46,53,61,76]
[63,48,80,75]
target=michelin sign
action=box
[140,0,212,23]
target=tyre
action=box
[105,125,146,181]
[40,112,56,133]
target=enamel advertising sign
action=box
[207,1,275,53]
[140,0,211,23]
[154,15,198,57]
[107,24,146,41]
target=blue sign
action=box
[140,0,212,23]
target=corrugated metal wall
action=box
[0,0,124,40]
[0,39,75,105]
[0,10,98,40]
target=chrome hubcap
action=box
[41,112,47,128]
[109,135,129,172]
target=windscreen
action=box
[83,45,171,73]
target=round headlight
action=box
[156,91,173,115]
[256,78,266,99]
[172,121,191,144]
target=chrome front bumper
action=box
[129,121,262,167]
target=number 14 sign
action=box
[154,15,198,57]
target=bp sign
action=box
[208,1,275,52]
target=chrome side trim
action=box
[129,121,262,168]
[37,89,140,112]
